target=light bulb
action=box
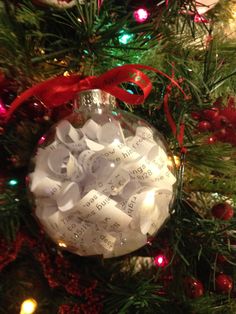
[20,298,37,314]
[154,254,169,267]
[133,8,149,23]
[8,179,19,187]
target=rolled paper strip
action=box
[82,174,98,196]
[119,180,143,200]
[72,189,132,232]
[77,150,102,174]
[95,230,117,253]
[100,142,140,165]
[97,121,125,144]
[56,181,81,212]
[85,138,104,151]
[124,156,161,185]
[104,230,147,258]
[126,135,156,157]
[33,147,51,173]
[35,199,62,236]
[81,119,101,140]
[112,196,127,211]
[138,189,158,235]
[58,216,96,251]
[30,176,62,199]
[158,167,176,188]
[56,120,87,152]
[148,189,173,235]
[48,145,81,179]
[135,126,154,140]
[123,193,141,218]
[43,140,59,152]
[96,167,130,196]
[125,188,171,234]
[148,145,169,169]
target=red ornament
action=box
[215,274,233,293]
[197,120,211,132]
[184,277,204,298]
[202,107,219,120]
[211,203,234,220]
[191,112,201,120]
[212,115,229,129]
[214,128,228,141]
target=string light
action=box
[38,135,46,145]
[58,241,67,248]
[118,32,134,45]
[154,254,169,267]
[20,298,37,314]
[0,100,7,116]
[167,155,181,169]
[8,178,19,187]
[133,8,149,23]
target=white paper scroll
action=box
[31,118,176,258]
[72,189,132,232]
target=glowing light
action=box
[110,163,115,168]
[20,298,37,314]
[8,179,18,187]
[63,71,70,76]
[118,32,134,45]
[0,100,7,116]
[133,8,149,23]
[58,241,67,248]
[154,254,168,267]
[38,135,46,145]
[168,155,180,169]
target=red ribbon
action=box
[6,64,186,120]
[6,64,187,149]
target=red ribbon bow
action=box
[6,64,187,147]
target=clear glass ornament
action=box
[29,89,176,258]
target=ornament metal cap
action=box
[76,89,116,110]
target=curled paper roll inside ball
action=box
[29,89,176,258]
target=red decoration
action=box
[6,64,186,120]
[5,64,187,150]
[211,202,234,220]
[215,274,233,293]
[0,231,103,313]
[184,277,204,298]
[194,97,236,146]
[197,120,211,132]
[202,107,219,120]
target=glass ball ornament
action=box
[29,89,176,258]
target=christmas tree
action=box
[0,0,236,313]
